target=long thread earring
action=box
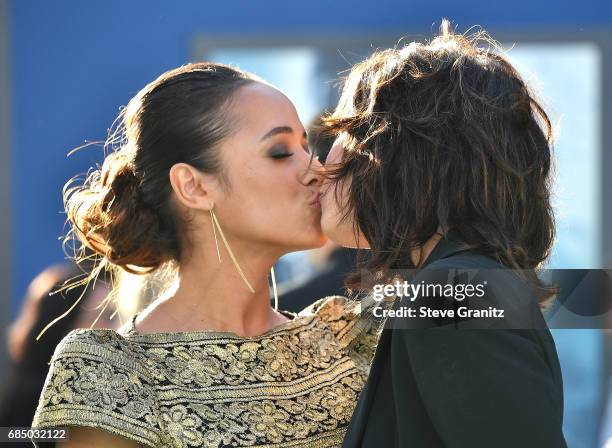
[209,207,221,263]
[270,266,278,311]
[209,205,255,293]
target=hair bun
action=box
[65,150,167,274]
[104,158,142,207]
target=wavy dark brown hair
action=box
[37,63,260,339]
[323,21,556,304]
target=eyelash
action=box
[269,143,310,159]
[270,152,293,159]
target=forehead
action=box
[228,83,304,136]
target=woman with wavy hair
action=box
[319,21,567,447]
[31,63,379,447]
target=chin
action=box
[321,213,368,249]
[321,218,349,247]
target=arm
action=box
[31,330,161,448]
[399,328,566,447]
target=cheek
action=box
[320,204,338,241]
[237,162,298,204]
[320,184,350,243]
[319,180,370,249]
[219,166,278,229]
[231,161,322,242]
[321,179,349,220]
[319,187,338,227]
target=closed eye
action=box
[270,152,293,159]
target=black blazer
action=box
[343,235,567,448]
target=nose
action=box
[300,154,324,187]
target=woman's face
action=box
[211,82,326,253]
[319,137,370,249]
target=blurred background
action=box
[1,1,611,447]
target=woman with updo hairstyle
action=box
[319,21,567,447]
[31,63,380,448]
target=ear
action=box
[168,163,216,211]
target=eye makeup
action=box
[267,143,293,159]
[266,135,311,160]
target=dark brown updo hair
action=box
[64,63,259,279]
[323,21,556,304]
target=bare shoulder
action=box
[58,426,143,448]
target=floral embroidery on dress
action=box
[31,296,382,448]
[161,405,204,446]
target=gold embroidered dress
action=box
[31,297,378,447]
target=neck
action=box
[146,236,286,337]
[411,230,444,267]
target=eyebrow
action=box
[260,126,308,141]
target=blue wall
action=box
[8,0,612,312]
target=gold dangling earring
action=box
[270,266,278,311]
[210,206,221,263]
[210,205,255,293]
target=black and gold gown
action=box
[31,296,380,447]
